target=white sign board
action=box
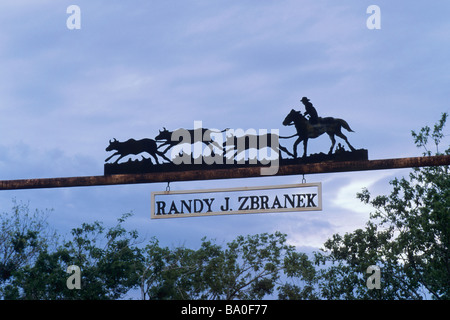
[151,183,322,219]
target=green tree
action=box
[1,212,143,300]
[137,237,191,300]
[315,113,449,299]
[1,203,317,300]
[139,231,317,300]
[57,212,142,299]
[0,200,57,298]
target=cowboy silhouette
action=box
[301,97,319,125]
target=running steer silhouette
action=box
[105,138,171,164]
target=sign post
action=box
[151,183,322,219]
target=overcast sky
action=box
[0,0,449,253]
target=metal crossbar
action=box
[0,155,449,191]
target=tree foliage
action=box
[0,211,143,299]
[0,210,317,300]
[136,232,317,300]
[315,113,449,299]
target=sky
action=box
[0,0,449,257]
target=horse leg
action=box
[302,139,308,158]
[278,144,294,158]
[150,152,160,165]
[336,131,356,151]
[293,137,302,158]
[156,150,171,163]
[327,133,336,155]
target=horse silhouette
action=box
[282,109,356,158]
[105,138,171,164]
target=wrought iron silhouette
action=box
[105,138,170,164]
[155,127,226,154]
[301,97,319,125]
[104,97,367,175]
[282,109,356,158]
[223,133,294,159]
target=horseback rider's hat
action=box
[301,97,310,102]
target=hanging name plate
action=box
[151,182,322,219]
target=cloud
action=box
[0,0,448,254]
[330,171,394,214]
[280,215,336,248]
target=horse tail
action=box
[279,133,298,139]
[338,119,354,132]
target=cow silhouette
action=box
[223,133,294,159]
[105,138,171,164]
[155,127,226,153]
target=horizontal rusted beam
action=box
[0,155,449,191]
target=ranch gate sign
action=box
[0,97,449,220]
[151,183,322,219]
